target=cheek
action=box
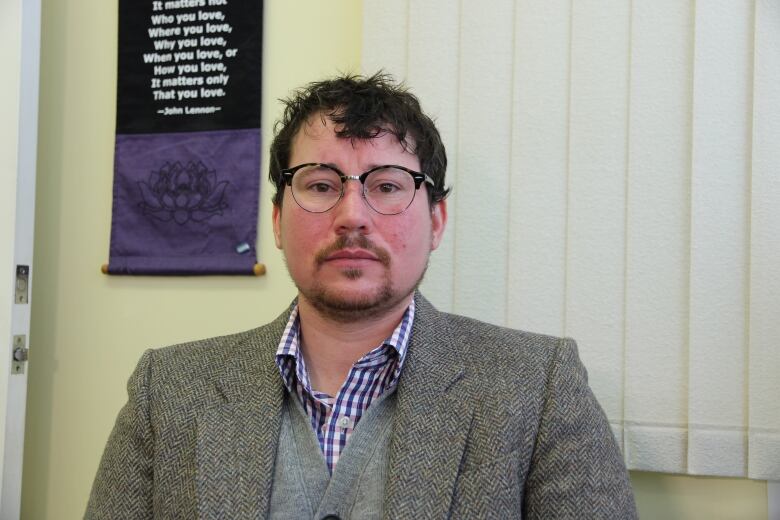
[389,230,408,251]
[380,219,412,252]
[382,217,430,257]
[282,213,328,252]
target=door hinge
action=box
[12,335,28,375]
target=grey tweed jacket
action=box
[86,294,637,519]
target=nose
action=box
[332,180,371,234]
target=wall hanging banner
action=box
[108,0,263,275]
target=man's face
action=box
[273,114,447,322]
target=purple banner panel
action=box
[109,0,262,275]
[108,129,259,274]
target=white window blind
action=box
[363,0,780,480]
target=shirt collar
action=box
[275,297,416,391]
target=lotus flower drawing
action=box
[138,161,229,225]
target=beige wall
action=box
[23,1,361,518]
[632,472,767,519]
[22,0,767,518]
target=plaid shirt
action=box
[275,299,414,473]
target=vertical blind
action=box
[363,0,780,480]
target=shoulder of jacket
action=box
[433,312,579,386]
[136,304,292,394]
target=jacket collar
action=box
[383,293,473,519]
[197,305,290,518]
[197,294,472,518]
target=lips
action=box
[325,249,380,261]
[314,234,392,267]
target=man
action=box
[87,73,637,518]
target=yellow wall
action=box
[22,0,768,518]
[632,472,767,519]
[23,1,361,517]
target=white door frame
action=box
[1,0,41,517]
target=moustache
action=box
[315,234,391,267]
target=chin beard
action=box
[303,282,398,323]
[297,263,428,324]
[290,232,430,322]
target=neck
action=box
[296,293,413,397]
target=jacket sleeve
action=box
[85,350,155,519]
[522,338,638,519]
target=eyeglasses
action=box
[280,163,435,215]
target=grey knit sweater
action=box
[269,391,396,519]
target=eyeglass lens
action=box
[290,165,418,215]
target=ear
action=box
[430,199,447,251]
[272,203,283,249]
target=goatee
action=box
[293,233,426,323]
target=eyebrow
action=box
[320,162,390,172]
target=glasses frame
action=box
[280,162,435,215]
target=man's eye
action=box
[306,181,337,193]
[376,183,401,193]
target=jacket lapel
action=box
[196,309,290,519]
[194,296,472,518]
[383,295,475,519]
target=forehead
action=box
[290,113,419,167]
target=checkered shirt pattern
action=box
[275,299,414,473]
